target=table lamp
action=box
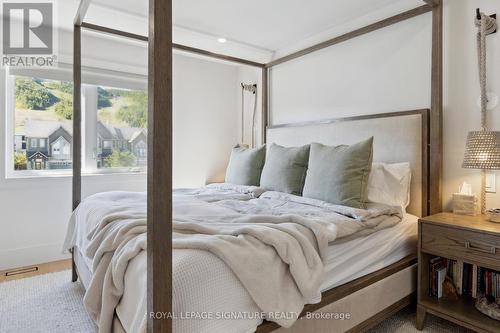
[462,130,500,215]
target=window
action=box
[12,76,73,172]
[103,140,112,149]
[96,86,147,170]
[8,73,147,176]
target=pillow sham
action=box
[302,138,373,208]
[367,162,412,211]
[225,144,266,186]
[260,143,310,195]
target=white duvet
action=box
[63,184,402,333]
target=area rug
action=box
[0,270,474,333]
[368,306,473,332]
[0,270,95,333]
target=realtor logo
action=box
[1,1,57,67]
[3,2,53,54]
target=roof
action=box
[117,127,146,142]
[25,118,146,142]
[99,122,146,142]
[24,119,73,138]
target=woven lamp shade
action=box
[462,130,500,169]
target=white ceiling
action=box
[92,0,147,19]
[174,0,410,51]
[84,0,425,62]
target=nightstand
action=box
[417,213,500,332]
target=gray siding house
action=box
[24,120,73,170]
[97,122,147,167]
[19,119,147,170]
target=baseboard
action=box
[0,258,71,282]
[0,243,70,271]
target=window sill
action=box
[4,169,146,181]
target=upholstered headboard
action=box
[266,110,429,217]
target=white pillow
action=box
[367,162,411,211]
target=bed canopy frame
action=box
[72,0,443,332]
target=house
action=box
[14,134,26,152]
[24,119,73,170]
[22,119,147,170]
[97,122,147,167]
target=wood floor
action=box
[0,259,71,283]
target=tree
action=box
[117,91,148,128]
[44,81,73,94]
[54,98,73,120]
[14,152,27,170]
[15,77,57,110]
[97,87,112,109]
[104,148,137,168]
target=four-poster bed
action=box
[70,0,443,332]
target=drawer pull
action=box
[465,241,497,255]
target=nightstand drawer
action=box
[421,222,500,269]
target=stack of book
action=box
[429,257,447,298]
[429,257,500,299]
[478,266,500,299]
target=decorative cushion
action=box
[260,143,310,195]
[302,138,373,208]
[225,145,266,186]
[367,162,412,211]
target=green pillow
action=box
[303,138,373,208]
[260,143,310,195]
[225,145,266,186]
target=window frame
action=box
[4,66,148,179]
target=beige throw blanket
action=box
[76,189,402,332]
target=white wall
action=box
[173,55,239,187]
[269,13,432,125]
[0,43,241,270]
[443,0,500,210]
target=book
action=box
[472,265,477,298]
[437,267,447,298]
[456,261,463,295]
[428,258,500,300]
[429,257,442,297]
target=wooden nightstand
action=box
[417,213,500,332]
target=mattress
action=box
[322,213,417,290]
[112,213,418,333]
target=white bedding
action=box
[115,213,417,333]
[64,185,405,333]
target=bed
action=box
[72,2,442,332]
[70,210,417,333]
[66,109,429,333]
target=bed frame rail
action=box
[256,255,417,333]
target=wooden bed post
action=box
[72,0,90,284]
[72,24,81,213]
[72,0,90,214]
[147,0,173,332]
[429,0,443,215]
